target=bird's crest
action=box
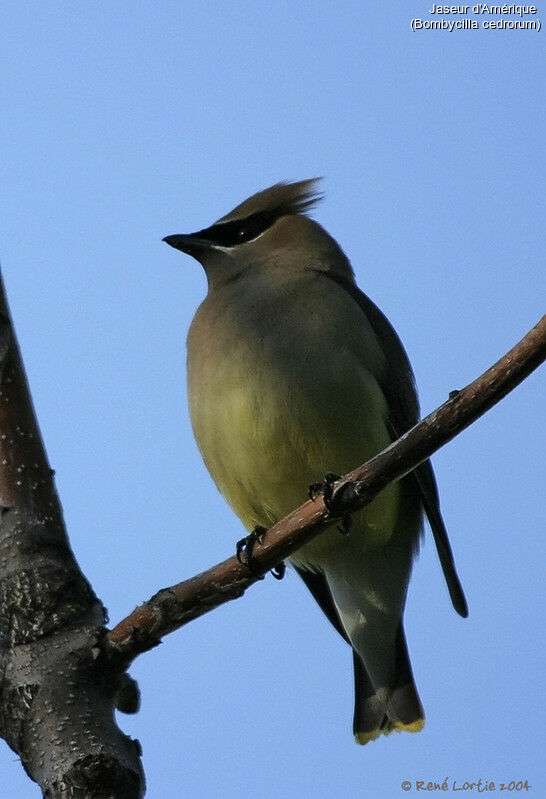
[216,178,323,224]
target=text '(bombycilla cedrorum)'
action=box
[164,179,467,744]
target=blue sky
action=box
[1,3,544,797]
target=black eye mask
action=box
[192,210,277,248]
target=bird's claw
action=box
[308,473,369,537]
[308,472,340,508]
[270,562,286,580]
[236,525,267,578]
[236,526,285,580]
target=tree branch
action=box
[107,315,546,664]
[0,274,145,798]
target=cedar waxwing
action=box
[164,179,467,744]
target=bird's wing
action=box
[294,565,349,642]
[314,270,468,617]
[405,457,468,616]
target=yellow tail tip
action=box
[354,728,383,745]
[393,717,425,734]
[354,717,424,745]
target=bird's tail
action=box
[353,624,424,744]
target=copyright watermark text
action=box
[400,779,533,792]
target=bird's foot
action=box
[309,473,371,536]
[270,562,286,580]
[309,473,352,533]
[236,525,286,580]
[236,525,267,578]
[308,472,340,507]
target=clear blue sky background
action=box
[1,3,544,797]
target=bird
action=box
[163,178,467,744]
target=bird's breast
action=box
[186,272,403,563]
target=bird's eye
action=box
[237,225,250,241]
[200,211,276,248]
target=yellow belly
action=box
[187,280,401,569]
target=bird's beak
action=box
[162,233,213,255]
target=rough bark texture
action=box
[0,277,144,798]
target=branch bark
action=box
[0,275,144,798]
[107,315,546,664]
